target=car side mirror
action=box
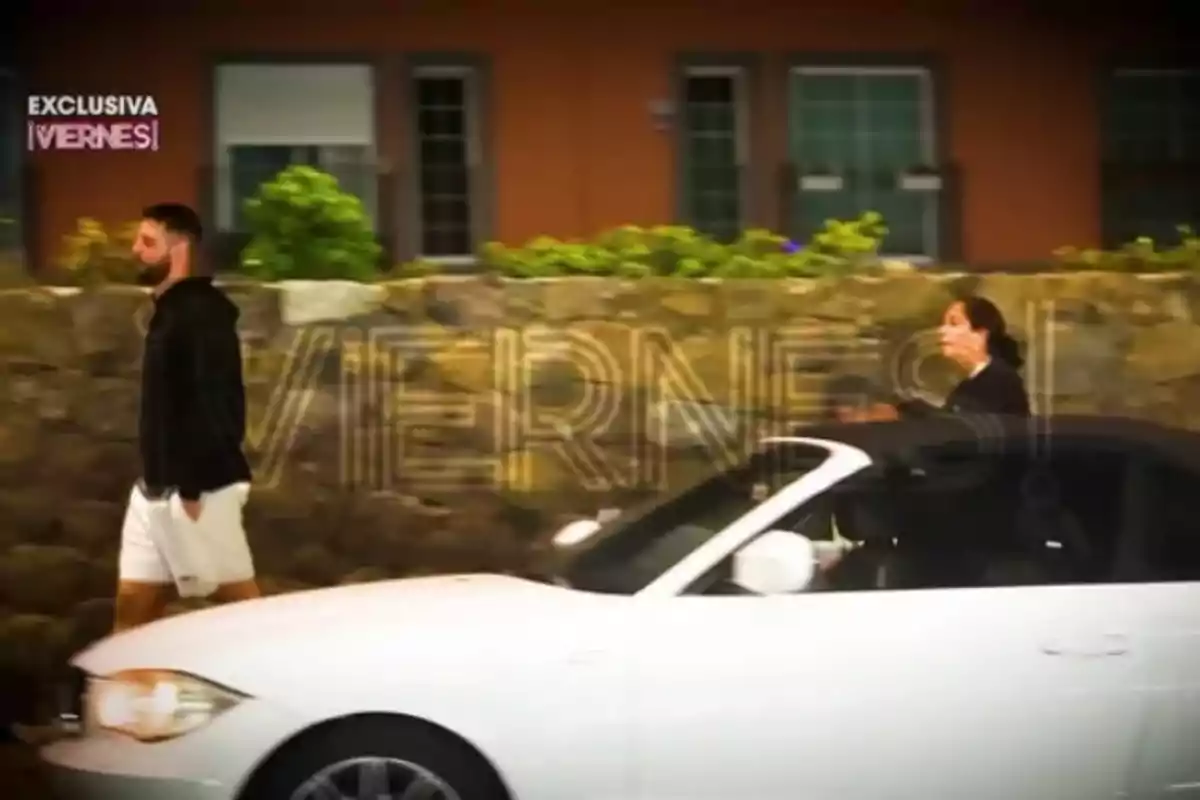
[552,519,601,548]
[596,507,621,523]
[732,529,817,595]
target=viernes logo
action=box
[26,94,160,152]
[27,121,159,151]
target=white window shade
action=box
[215,64,375,146]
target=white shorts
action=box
[118,482,255,596]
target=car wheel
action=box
[243,715,508,800]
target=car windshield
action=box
[558,441,834,594]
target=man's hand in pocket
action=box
[181,499,203,521]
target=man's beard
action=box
[136,260,169,286]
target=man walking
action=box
[115,202,260,632]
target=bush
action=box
[1054,226,1200,272]
[240,165,381,281]
[384,259,440,279]
[471,212,888,279]
[54,217,142,285]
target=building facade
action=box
[11,2,1198,271]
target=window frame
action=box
[1099,64,1200,247]
[222,144,380,232]
[402,54,493,268]
[208,58,381,237]
[1104,67,1196,163]
[786,63,939,262]
[676,61,752,241]
[411,63,481,264]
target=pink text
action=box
[27,120,159,152]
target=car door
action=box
[1121,453,1200,798]
[628,439,1147,800]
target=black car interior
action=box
[817,447,1120,591]
[694,439,1130,596]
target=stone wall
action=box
[3,271,1200,717]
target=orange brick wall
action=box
[23,1,1138,269]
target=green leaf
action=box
[237,164,381,281]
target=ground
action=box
[0,742,52,797]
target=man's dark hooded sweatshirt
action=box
[139,276,251,501]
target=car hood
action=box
[75,573,596,680]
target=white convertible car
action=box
[41,415,1200,800]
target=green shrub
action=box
[471,212,888,279]
[384,259,440,279]
[1054,225,1200,272]
[240,165,381,281]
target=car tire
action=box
[242,714,508,800]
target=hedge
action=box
[42,165,1200,284]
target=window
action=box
[0,68,19,251]
[727,468,905,594]
[679,67,747,241]
[1102,69,1200,245]
[412,66,481,260]
[788,66,938,258]
[560,443,832,595]
[1142,458,1200,581]
[226,145,373,231]
[213,63,377,231]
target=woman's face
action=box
[939,301,987,365]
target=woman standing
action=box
[939,296,1030,415]
[900,296,1031,417]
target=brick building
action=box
[7,1,1197,271]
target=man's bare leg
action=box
[113,580,174,634]
[211,579,261,604]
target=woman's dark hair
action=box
[960,295,1024,370]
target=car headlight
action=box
[86,669,246,742]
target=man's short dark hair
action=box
[141,202,203,242]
